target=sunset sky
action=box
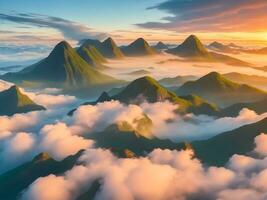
[1,0,267,46]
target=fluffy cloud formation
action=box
[138,0,267,32]
[22,133,267,200]
[71,101,267,142]
[0,132,37,172]
[254,133,267,156]
[39,122,93,160]
[71,101,145,135]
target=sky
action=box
[1,0,267,46]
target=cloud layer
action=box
[22,133,267,200]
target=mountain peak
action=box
[0,85,45,115]
[103,37,115,45]
[49,41,73,57]
[132,38,147,45]
[154,41,168,50]
[33,152,52,163]
[167,35,210,58]
[122,38,157,56]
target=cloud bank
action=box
[22,133,267,200]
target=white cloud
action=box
[23,134,267,200]
[39,122,93,160]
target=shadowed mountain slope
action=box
[0,85,45,116]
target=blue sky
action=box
[0,0,167,31]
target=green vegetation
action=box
[80,37,124,58]
[69,76,219,116]
[0,151,82,200]
[192,117,267,166]
[77,45,107,69]
[176,72,267,107]
[1,41,121,89]
[0,85,45,116]
[167,35,253,66]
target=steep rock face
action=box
[176,72,267,107]
[121,38,157,56]
[1,41,121,88]
[0,85,45,116]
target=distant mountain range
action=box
[167,35,253,67]
[176,72,267,107]
[220,98,267,117]
[0,41,123,92]
[121,38,158,56]
[223,72,267,90]
[207,41,240,54]
[158,75,198,87]
[0,85,45,116]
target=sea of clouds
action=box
[21,134,267,200]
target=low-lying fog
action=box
[104,53,267,81]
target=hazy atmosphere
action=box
[0,1,267,200]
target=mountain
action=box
[208,41,238,54]
[1,41,121,89]
[220,98,267,117]
[80,37,124,58]
[77,46,107,69]
[176,72,267,107]
[154,41,168,50]
[192,117,267,166]
[70,76,219,116]
[0,151,82,200]
[101,37,124,58]
[167,35,211,58]
[0,85,45,116]
[167,35,252,67]
[223,72,267,90]
[121,38,158,56]
[158,75,198,87]
[89,124,182,156]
